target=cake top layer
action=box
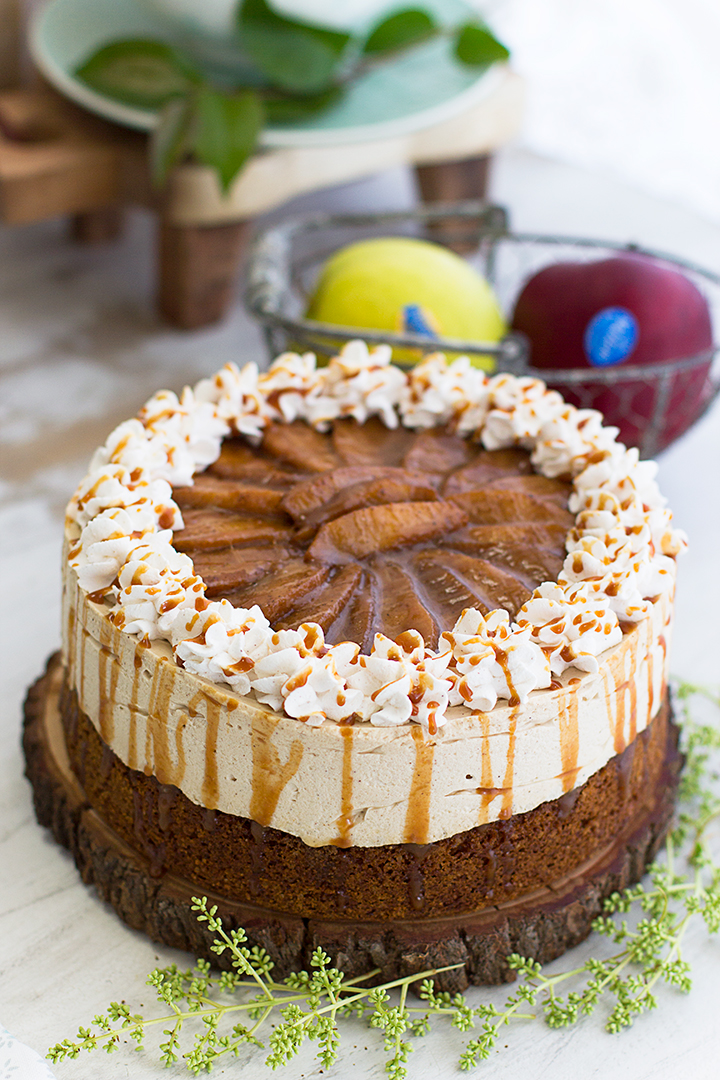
[65,342,685,734]
[172,423,572,651]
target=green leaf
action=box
[454,22,510,66]
[263,84,344,124]
[237,0,350,95]
[75,39,189,110]
[150,95,194,187]
[363,8,437,55]
[191,87,264,193]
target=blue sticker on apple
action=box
[583,307,639,367]
[402,304,438,337]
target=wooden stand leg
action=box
[158,219,248,329]
[415,155,491,252]
[70,207,123,244]
[415,154,491,203]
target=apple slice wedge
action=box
[372,558,439,647]
[402,429,476,475]
[307,500,468,564]
[225,559,330,621]
[449,489,573,527]
[275,563,363,632]
[421,549,532,618]
[174,474,286,514]
[262,421,341,472]
[282,466,435,523]
[332,417,416,466]
[173,510,292,553]
[191,545,291,596]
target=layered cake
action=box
[24,342,685,989]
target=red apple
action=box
[510,254,714,453]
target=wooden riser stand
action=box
[0,74,524,329]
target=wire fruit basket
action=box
[246,202,720,458]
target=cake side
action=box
[59,677,675,921]
[62,559,673,847]
[23,654,683,988]
[59,344,683,849]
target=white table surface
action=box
[1,150,719,1079]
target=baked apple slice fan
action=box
[172,420,573,651]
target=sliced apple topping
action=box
[418,549,531,618]
[275,562,363,632]
[449,522,568,550]
[412,550,491,625]
[444,526,564,589]
[173,510,292,553]
[372,558,439,648]
[443,448,536,494]
[402,429,476,475]
[174,475,285,514]
[282,465,435,523]
[208,438,254,476]
[191,545,291,597]
[171,425,571,646]
[262,421,341,472]
[308,500,468,564]
[485,473,571,507]
[449,488,574,527]
[334,585,377,652]
[225,558,330,621]
[332,417,416,465]
[296,475,439,540]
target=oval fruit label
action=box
[583,306,639,367]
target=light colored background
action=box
[1,0,720,1076]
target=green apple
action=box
[306,237,506,369]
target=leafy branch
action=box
[74,0,509,191]
[47,681,720,1076]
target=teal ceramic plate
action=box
[30,0,504,147]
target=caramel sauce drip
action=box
[494,648,520,707]
[607,642,629,755]
[476,712,495,826]
[333,726,354,847]
[405,843,433,911]
[403,725,435,844]
[499,709,518,819]
[249,714,304,827]
[96,618,117,744]
[144,658,177,786]
[202,699,222,809]
[66,604,77,686]
[558,689,580,793]
[127,643,145,770]
[79,595,88,705]
[175,712,188,786]
[646,617,655,721]
[628,664,638,743]
[658,633,668,698]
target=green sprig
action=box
[48,681,720,1076]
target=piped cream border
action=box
[64,343,685,735]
